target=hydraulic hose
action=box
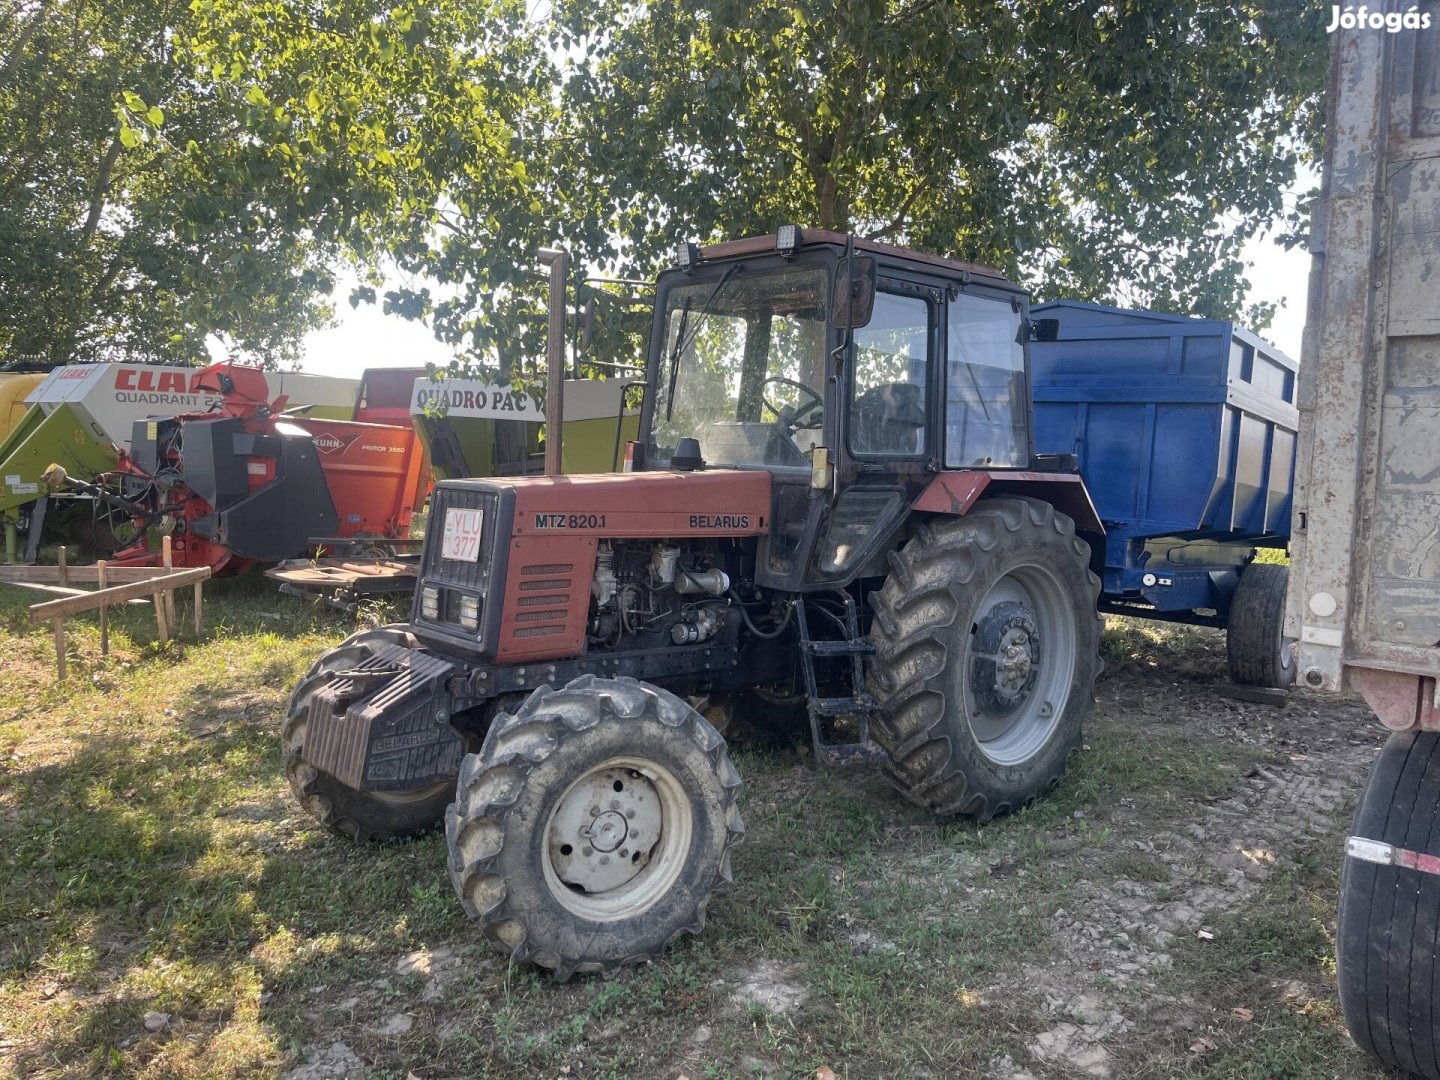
[727,589,794,639]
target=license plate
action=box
[441,507,484,562]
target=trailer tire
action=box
[1337,731,1440,1079]
[868,498,1102,821]
[284,625,458,841]
[446,676,743,980]
[1226,562,1296,688]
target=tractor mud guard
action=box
[303,644,463,792]
[912,471,1104,534]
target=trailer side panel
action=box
[1291,21,1440,729]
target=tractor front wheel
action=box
[284,625,459,841]
[446,676,744,980]
[868,498,1102,820]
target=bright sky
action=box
[294,205,1315,380]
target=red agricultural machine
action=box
[46,362,428,574]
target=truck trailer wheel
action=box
[446,676,744,980]
[1337,731,1440,1079]
[1226,562,1296,689]
[284,625,458,841]
[868,497,1102,820]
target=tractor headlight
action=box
[459,593,480,630]
[421,585,440,619]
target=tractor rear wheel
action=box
[1337,731,1440,1079]
[446,676,744,980]
[868,498,1101,820]
[284,625,459,841]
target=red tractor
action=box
[287,230,1104,978]
[50,362,428,574]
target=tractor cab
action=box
[637,229,1045,589]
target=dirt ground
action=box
[0,599,1404,1078]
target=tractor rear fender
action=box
[911,471,1104,534]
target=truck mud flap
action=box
[304,644,461,792]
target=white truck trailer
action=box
[1291,14,1440,1077]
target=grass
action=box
[0,582,1381,1078]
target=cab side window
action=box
[849,291,929,457]
[946,293,1027,467]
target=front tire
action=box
[445,676,744,980]
[868,498,1102,820]
[1337,731,1440,1079]
[284,625,459,841]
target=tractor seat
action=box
[850,382,925,456]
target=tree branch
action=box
[80,130,124,247]
[864,179,925,242]
[0,0,55,89]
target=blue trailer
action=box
[1029,300,1299,687]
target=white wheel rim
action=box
[963,564,1077,767]
[542,755,692,921]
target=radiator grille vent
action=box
[503,559,576,644]
[520,578,571,592]
[513,625,567,639]
[517,594,567,608]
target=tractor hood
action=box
[492,469,772,539]
[414,470,773,664]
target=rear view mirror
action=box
[830,256,877,329]
[1029,318,1059,342]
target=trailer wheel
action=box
[868,497,1102,820]
[284,625,458,841]
[446,676,743,980]
[1226,562,1296,688]
[1337,731,1440,1079]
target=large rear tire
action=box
[1226,562,1296,689]
[445,676,744,980]
[284,625,459,841]
[1337,731,1440,1079]
[868,498,1102,820]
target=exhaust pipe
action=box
[538,248,569,476]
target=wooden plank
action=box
[97,560,109,656]
[57,546,67,587]
[3,580,147,605]
[154,586,169,643]
[52,617,65,681]
[26,566,211,621]
[161,537,178,637]
[193,579,203,636]
[0,565,174,583]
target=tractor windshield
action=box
[651,264,829,469]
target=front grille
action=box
[416,485,500,646]
[421,486,499,593]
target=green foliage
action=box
[0,0,1325,372]
[0,0,551,368]
[548,0,1326,323]
[180,0,558,376]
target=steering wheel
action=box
[760,377,824,430]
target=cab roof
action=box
[696,229,1018,290]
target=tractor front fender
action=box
[912,471,1104,534]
